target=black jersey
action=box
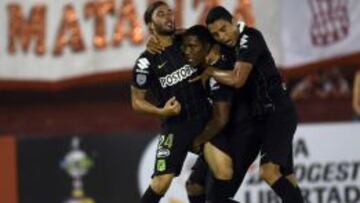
[235,23,291,116]
[207,45,252,125]
[132,39,211,125]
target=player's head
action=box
[144,1,175,36]
[182,25,214,67]
[206,6,238,47]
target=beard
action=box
[152,22,175,36]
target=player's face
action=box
[150,4,175,35]
[208,19,238,47]
[182,36,208,67]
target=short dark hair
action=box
[144,1,167,24]
[183,25,215,45]
[205,6,233,25]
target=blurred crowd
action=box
[290,67,351,100]
[289,67,360,120]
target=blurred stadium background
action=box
[0,0,360,203]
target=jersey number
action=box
[158,134,174,149]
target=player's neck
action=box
[155,34,174,48]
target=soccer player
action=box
[200,6,304,203]
[131,2,212,203]
[181,25,260,203]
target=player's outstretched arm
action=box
[206,61,253,88]
[131,86,181,118]
[192,101,231,152]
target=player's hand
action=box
[160,96,181,118]
[206,44,221,65]
[146,35,163,54]
[191,138,204,154]
[192,145,201,154]
[189,67,213,87]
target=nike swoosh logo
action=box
[158,61,167,69]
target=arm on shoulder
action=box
[207,61,253,88]
[233,61,253,88]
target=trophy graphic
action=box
[61,137,95,203]
[308,0,349,46]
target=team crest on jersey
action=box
[136,74,147,86]
[157,159,166,172]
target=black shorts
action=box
[152,118,207,177]
[188,101,297,189]
[188,120,262,197]
[211,120,262,191]
[258,99,298,175]
[210,120,261,157]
